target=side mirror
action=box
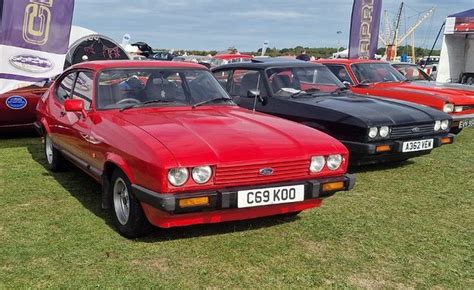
[247,89,268,106]
[247,89,260,98]
[64,99,87,117]
[342,81,351,88]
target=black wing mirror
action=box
[247,89,268,106]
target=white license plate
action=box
[402,139,434,152]
[237,184,305,208]
[459,119,474,129]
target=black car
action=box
[212,59,455,165]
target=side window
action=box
[72,71,94,110]
[230,70,268,97]
[56,72,76,102]
[326,65,353,85]
[212,70,232,90]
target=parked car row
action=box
[3,56,473,238]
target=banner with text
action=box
[0,0,75,94]
[348,0,382,59]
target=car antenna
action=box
[252,74,261,112]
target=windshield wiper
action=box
[192,97,231,108]
[290,88,321,98]
[119,99,173,112]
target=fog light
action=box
[178,197,209,208]
[376,145,391,152]
[322,181,345,192]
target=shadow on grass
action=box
[349,159,415,174]
[0,130,40,149]
[26,141,299,242]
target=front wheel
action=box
[450,127,463,135]
[109,169,151,238]
[44,134,66,171]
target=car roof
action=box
[212,59,324,70]
[315,59,387,64]
[69,60,207,71]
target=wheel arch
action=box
[100,154,135,209]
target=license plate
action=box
[402,139,434,152]
[459,118,474,129]
[237,184,305,208]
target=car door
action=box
[224,69,269,111]
[47,71,77,152]
[65,70,96,169]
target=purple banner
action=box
[0,0,74,54]
[348,0,382,59]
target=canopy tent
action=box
[64,33,129,69]
[436,8,474,84]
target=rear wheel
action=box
[44,134,66,171]
[109,169,151,238]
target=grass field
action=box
[0,130,473,288]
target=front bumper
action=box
[132,174,355,214]
[451,113,474,129]
[343,134,455,165]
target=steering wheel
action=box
[116,98,140,105]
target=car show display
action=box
[320,59,474,133]
[212,59,454,165]
[35,60,355,237]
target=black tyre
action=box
[109,169,151,238]
[450,127,463,135]
[44,134,66,171]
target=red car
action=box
[318,59,474,133]
[1,84,48,132]
[36,60,354,238]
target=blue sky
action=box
[72,0,473,51]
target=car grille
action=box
[390,123,434,139]
[214,159,310,186]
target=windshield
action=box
[351,63,406,84]
[392,64,431,81]
[96,68,232,110]
[266,66,345,96]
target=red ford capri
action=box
[36,60,355,238]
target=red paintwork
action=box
[37,60,350,228]
[143,199,321,228]
[212,53,253,61]
[0,86,48,131]
[316,59,474,121]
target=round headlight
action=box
[368,127,378,139]
[434,120,441,131]
[310,156,325,173]
[441,120,450,130]
[443,103,454,113]
[327,154,343,171]
[379,126,390,138]
[168,168,189,187]
[192,166,212,184]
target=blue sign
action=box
[5,95,28,110]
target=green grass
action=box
[0,130,473,288]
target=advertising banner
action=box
[348,0,382,59]
[0,0,75,94]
